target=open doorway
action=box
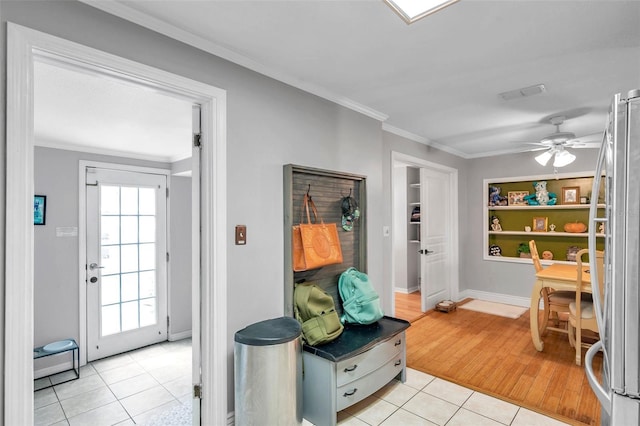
[391,152,460,321]
[7,23,228,425]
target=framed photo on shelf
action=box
[34,195,46,225]
[562,186,580,205]
[507,191,529,206]
[533,216,548,232]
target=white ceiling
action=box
[34,59,194,162]
[38,0,640,160]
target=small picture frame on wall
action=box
[562,186,580,205]
[34,195,46,225]
[533,216,548,232]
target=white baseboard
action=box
[394,286,420,294]
[169,330,192,341]
[457,289,532,308]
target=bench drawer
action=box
[336,355,404,411]
[336,333,403,387]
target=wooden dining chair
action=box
[529,240,574,335]
[568,249,604,366]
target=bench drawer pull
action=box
[343,388,358,397]
[395,339,402,346]
[394,360,402,366]
[344,365,358,373]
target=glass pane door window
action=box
[100,185,159,336]
[86,166,167,362]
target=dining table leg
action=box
[530,278,544,351]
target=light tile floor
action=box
[34,339,192,425]
[36,340,568,426]
[331,368,570,426]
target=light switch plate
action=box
[235,225,246,245]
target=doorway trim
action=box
[390,151,460,314]
[6,23,228,425]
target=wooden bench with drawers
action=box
[301,316,410,426]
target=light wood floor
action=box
[394,291,424,322]
[406,304,602,425]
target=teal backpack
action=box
[338,267,384,325]
[294,282,344,346]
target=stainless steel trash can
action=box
[234,316,302,426]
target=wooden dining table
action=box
[530,263,591,351]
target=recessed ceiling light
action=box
[383,0,460,24]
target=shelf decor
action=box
[508,191,529,206]
[484,172,606,263]
[562,186,580,205]
[533,216,548,232]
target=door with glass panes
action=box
[86,167,168,361]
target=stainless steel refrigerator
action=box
[586,89,640,425]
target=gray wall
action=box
[463,149,600,299]
[34,147,192,353]
[0,0,604,417]
[2,1,384,412]
[169,176,192,336]
[382,131,470,307]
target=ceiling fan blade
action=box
[568,141,602,149]
[566,131,604,147]
[527,146,551,152]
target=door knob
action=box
[418,249,433,255]
[89,263,104,270]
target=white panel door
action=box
[86,167,168,361]
[420,167,451,311]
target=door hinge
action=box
[194,384,202,399]
[193,133,202,148]
[166,187,169,198]
[166,252,170,262]
[167,316,170,327]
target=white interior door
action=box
[420,167,452,311]
[86,167,168,361]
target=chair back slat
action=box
[529,240,543,273]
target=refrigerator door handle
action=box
[588,131,609,335]
[585,341,612,414]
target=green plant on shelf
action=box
[517,242,531,258]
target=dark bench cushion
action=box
[302,316,410,362]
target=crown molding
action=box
[382,123,469,159]
[79,1,389,122]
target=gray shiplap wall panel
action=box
[284,165,367,316]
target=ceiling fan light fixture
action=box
[383,0,460,24]
[535,150,554,166]
[540,132,575,145]
[553,149,576,167]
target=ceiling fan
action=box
[521,115,602,167]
